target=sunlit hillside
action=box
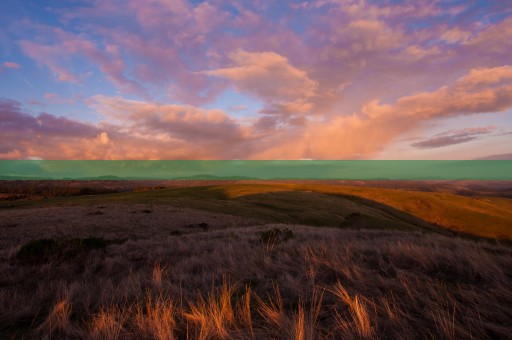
[2,183,511,239]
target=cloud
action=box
[95,132,111,145]
[478,153,512,160]
[15,0,512,112]
[0,98,97,137]
[411,126,497,149]
[343,19,403,53]
[1,97,230,159]
[19,40,81,83]
[44,93,76,105]
[297,0,442,19]
[0,98,105,159]
[5,2,512,159]
[90,95,248,142]
[2,64,512,160]
[440,27,471,44]
[1,61,21,69]
[202,50,318,116]
[457,66,512,88]
[229,105,247,111]
[465,17,512,53]
[19,33,144,93]
[363,65,512,120]
[252,66,512,159]
[86,95,259,158]
[27,99,45,106]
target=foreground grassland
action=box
[1,227,512,339]
[1,182,511,338]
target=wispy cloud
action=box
[412,127,497,149]
[1,61,21,69]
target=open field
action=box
[2,181,512,239]
[1,181,511,338]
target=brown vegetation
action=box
[2,182,511,239]
[1,181,511,338]
[1,226,511,339]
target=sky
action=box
[1,0,512,160]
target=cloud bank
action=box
[1,0,511,159]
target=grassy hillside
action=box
[1,182,511,338]
[298,184,512,239]
[1,182,511,239]
[1,227,511,339]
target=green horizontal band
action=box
[0,160,511,180]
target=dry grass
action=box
[37,299,73,338]
[4,182,512,239]
[330,281,374,338]
[136,295,177,340]
[184,281,237,339]
[90,307,125,339]
[1,225,511,339]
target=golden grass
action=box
[184,282,236,339]
[90,307,125,339]
[211,183,512,239]
[307,184,512,239]
[135,295,177,340]
[152,261,165,288]
[3,182,510,238]
[330,281,374,338]
[37,299,73,337]
[2,226,511,338]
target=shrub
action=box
[16,237,113,265]
[198,222,209,231]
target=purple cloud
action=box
[2,1,512,159]
[412,127,497,149]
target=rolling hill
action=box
[1,182,511,239]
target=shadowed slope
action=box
[1,183,511,239]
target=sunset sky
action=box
[1,0,512,160]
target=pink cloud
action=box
[44,93,76,105]
[360,65,512,122]
[2,61,21,69]
[440,27,471,44]
[1,97,236,160]
[0,99,96,138]
[6,1,512,159]
[457,66,512,88]
[465,17,512,53]
[26,0,306,105]
[2,62,512,160]
[251,66,512,159]
[89,95,249,143]
[0,98,105,159]
[19,40,81,83]
[479,153,512,160]
[27,99,45,107]
[203,50,317,116]
[20,32,144,93]
[300,0,443,19]
[230,105,248,111]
